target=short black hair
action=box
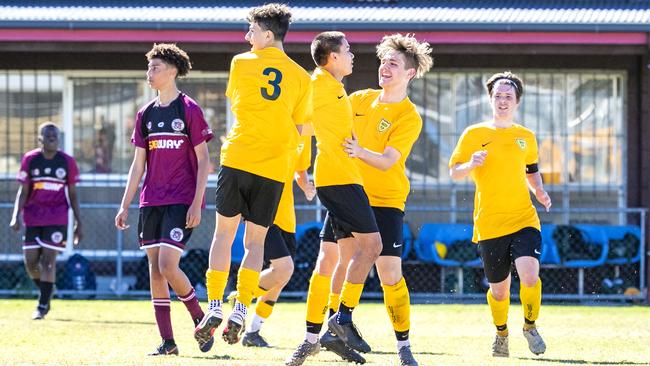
[145,43,192,78]
[310,31,346,67]
[486,71,524,102]
[247,3,292,42]
[38,121,59,135]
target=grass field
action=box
[1,299,649,365]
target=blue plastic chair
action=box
[600,225,642,265]
[401,222,414,260]
[562,224,609,268]
[231,222,246,264]
[540,224,561,265]
[414,223,476,266]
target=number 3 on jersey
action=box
[261,67,282,101]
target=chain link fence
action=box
[0,202,646,303]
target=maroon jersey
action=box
[18,149,80,226]
[131,93,213,207]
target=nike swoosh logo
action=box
[337,95,344,99]
[355,113,365,117]
[481,142,492,147]
[534,249,541,255]
[392,242,402,248]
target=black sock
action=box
[328,308,336,319]
[395,330,409,341]
[38,281,54,307]
[306,321,322,334]
[31,278,41,289]
[496,324,508,331]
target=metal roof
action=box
[1,1,649,32]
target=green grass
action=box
[1,299,649,365]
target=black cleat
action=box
[398,346,419,366]
[222,319,244,344]
[285,340,320,366]
[320,331,366,364]
[148,339,179,356]
[242,330,270,347]
[327,315,371,353]
[31,304,50,320]
[194,309,221,352]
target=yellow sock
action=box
[306,272,331,325]
[235,267,260,307]
[381,277,411,333]
[340,281,364,309]
[487,289,510,336]
[253,286,268,299]
[328,292,340,313]
[255,300,274,319]
[520,279,542,328]
[206,269,229,302]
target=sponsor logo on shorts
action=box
[51,231,63,244]
[148,139,184,150]
[32,168,40,176]
[157,122,165,128]
[171,119,185,132]
[378,118,391,133]
[44,167,51,174]
[170,228,184,242]
[516,138,527,149]
[146,121,153,130]
[55,167,67,179]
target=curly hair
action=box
[485,71,524,102]
[376,33,433,79]
[145,43,192,78]
[247,3,292,42]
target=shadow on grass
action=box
[368,350,449,356]
[51,318,154,326]
[516,357,648,365]
[185,354,234,361]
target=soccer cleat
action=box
[523,327,546,355]
[398,346,418,366]
[222,318,245,344]
[242,330,270,347]
[327,315,371,353]
[194,309,221,351]
[320,331,366,364]
[148,339,179,356]
[284,340,320,366]
[31,304,50,320]
[492,334,509,357]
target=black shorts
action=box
[373,207,405,257]
[23,225,67,252]
[264,225,296,263]
[138,204,193,252]
[317,184,378,241]
[478,227,542,283]
[215,166,283,227]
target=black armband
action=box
[526,163,539,174]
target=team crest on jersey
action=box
[170,228,184,242]
[55,167,67,179]
[157,122,165,128]
[44,167,51,175]
[515,138,527,150]
[171,119,185,132]
[51,231,63,244]
[378,119,391,132]
[146,121,153,130]
[32,168,40,176]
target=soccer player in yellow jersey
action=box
[286,31,382,366]
[449,71,552,357]
[195,3,312,348]
[337,33,432,366]
[241,135,316,347]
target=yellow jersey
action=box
[349,89,422,211]
[449,121,541,242]
[274,135,312,233]
[310,67,363,187]
[222,47,312,182]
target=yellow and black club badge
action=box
[378,118,391,132]
[515,138,526,150]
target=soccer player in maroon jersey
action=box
[10,122,82,320]
[114,43,214,356]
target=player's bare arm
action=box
[343,132,401,171]
[115,147,146,230]
[186,141,209,229]
[9,183,29,231]
[295,170,315,201]
[449,150,488,180]
[68,183,83,244]
[526,172,552,212]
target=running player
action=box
[240,134,315,347]
[10,122,82,320]
[337,33,433,366]
[286,31,381,366]
[449,71,551,357]
[194,3,312,348]
[114,43,213,356]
